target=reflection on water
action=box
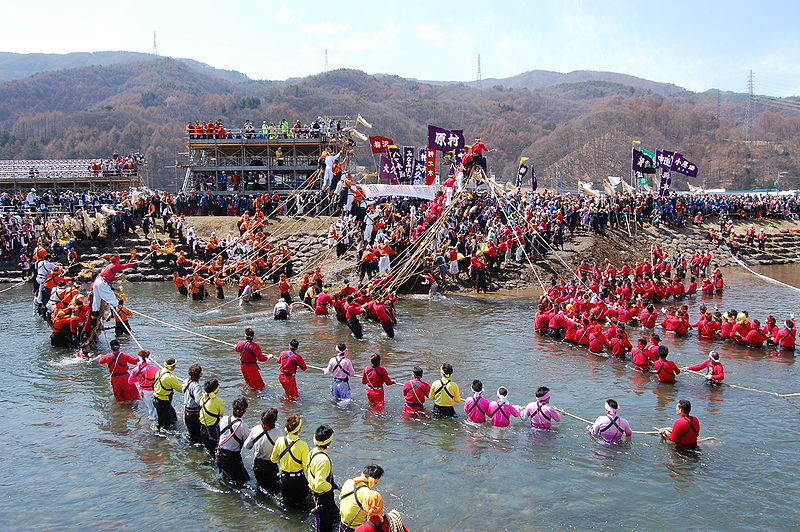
[0,267,799,529]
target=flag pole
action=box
[631,140,641,190]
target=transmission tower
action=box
[476,54,482,88]
[744,70,754,139]
[153,32,158,56]
[716,89,721,119]
[324,48,328,73]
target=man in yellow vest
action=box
[339,464,384,531]
[308,424,338,532]
[270,414,310,510]
[428,363,462,418]
[153,358,183,430]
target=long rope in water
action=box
[728,249,800,293]
[680,367,799,397]
[0,279,27,294]
[554,407,718,440]
[110,306,162,369]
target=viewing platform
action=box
[0,158,144,192]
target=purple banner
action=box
[403,146,415,183]
[671,152,699,177]
[656,150,674,171]
[427,125,465,151]
[659,170,672,197]
[378,155,396,182]
[387,145,406,182]
[412,147,425,184]
[531,164,537,190]
[632,148,656,174]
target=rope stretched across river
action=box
[554,407,717,440]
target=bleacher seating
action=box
[0,159,138,180]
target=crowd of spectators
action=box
[186,118,345,141]
[87,152,145,177]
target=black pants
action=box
[217,448,251,484]
[154,397,177,429]
[312,489,339,532]
[279,472,310,510]
[347,318,363,339]
[381,321,395,338]
[274,310,288,320]
[192,291,203,301]
[115,321,130,336]
[178,286,188,296]
[201,423,220,456]
[280,292,293,303]
[216,287,224,299]
[336,314,347,324]
[184,410,202,444]
[254,458,280,494]
[432,404,456,418]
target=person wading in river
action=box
[308,424,339,532]
[152,358,183,430]
[588,399,632,443]
[244,407,281,495]
[658,399,701,450]
[428,363,462,418]
[275,339,307,400]
[200,379,224,455]
[271,414,310,510]
[324,343,355,407]
[216,397,250,485]
[182,363,204,444]
[97,338,141,402]
[402,367,431,413]
[234,328,270,390]
[339,464,384,532]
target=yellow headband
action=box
[288,419,303,434]
[314,434,333,446]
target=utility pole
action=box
[744,70,754,140]
[153,31,158,56]
[716,89,721,119]
[476,54,482,89]
[324,48,328,73]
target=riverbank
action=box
[3,215,800,292]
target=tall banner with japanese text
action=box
[531,164,537,190]
[659,170,672,196]
[412,148,425,184]
[656,150,675,171]
[425,148,436,185]
[387,145,406,182]
[378,155,396,182]
[403,146,415,183]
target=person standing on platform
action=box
[234,328,270,389]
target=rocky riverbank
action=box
[2,216,799,290]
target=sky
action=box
[2,0,800,96]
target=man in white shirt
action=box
[274,298,291,320]
[216,397,250,484]
[244,407,281,494]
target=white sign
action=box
[359,184,441,200]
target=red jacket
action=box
[361,366,394,387]
[277,350,307,375]
[669,414,700,447]
[654,359,681,382]
[687,359,724,381]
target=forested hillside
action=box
[1,55,799,190]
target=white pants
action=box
[91,277,118,312]
[141,390,157,420]
[378,255,391,275]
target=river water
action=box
[1,266,799,531]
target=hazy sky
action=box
[3,0,799,96]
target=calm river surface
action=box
[1,266,799,531]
